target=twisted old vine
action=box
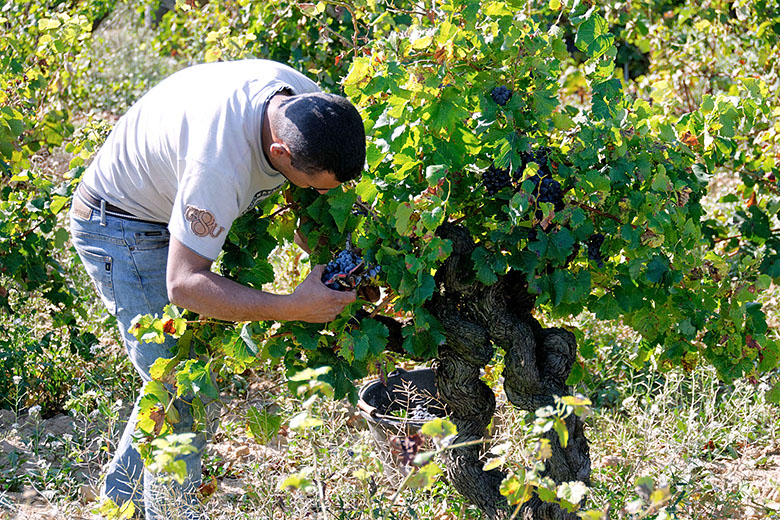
[428,224,590,519]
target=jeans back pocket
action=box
[75,248,116,316]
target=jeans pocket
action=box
[133,230,170,251]
[76,248,117,315]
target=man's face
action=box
[282,165,341,194]
[268,142,341,194]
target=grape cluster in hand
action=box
[322,249,380,291]
[490,86,512,106]
[483,163,513,195]
[586,233,605,268]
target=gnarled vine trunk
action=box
[425,224,591,520]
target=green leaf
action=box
[53,227,69,248]
[719,105,740,138]
[246,406,281,443]
[425,164,447,186]
[50,195,69,214]
[646,256,670,284]
[176,360,219,400]
[575,13,613,59]
[344,57,372,87]
[420,418,457,439]
[395,203,414,235]
[473,247,498,285]
[421,205,445,231]
[239,323,260,356]
[500,471,532,505]
[328,189,357,233]
[766,381,780,404]
[565,362,585,386]
[361,318,389,355]
[406,462,442,489]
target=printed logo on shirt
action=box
[184,205,225,238]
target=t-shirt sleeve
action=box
[168,160,243,261]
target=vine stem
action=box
[312,438,328,519]
[569,200,627,226]
[713,227,780,244]
[370,290,396,318]
[507,493,528,520]
[299,1,363,57]
[267,202,295,219]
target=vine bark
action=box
[425,224,591,520]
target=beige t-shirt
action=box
[83,59,320,260]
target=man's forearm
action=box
[167,268,294,322]
[166,236,354,323]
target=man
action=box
[69,59,364,519]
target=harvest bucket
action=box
[357,368,447,476]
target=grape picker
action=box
[68,59,365,519]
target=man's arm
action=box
[166,236,355,323]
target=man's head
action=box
[271,92,366,185]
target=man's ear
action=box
[268,142,291,161]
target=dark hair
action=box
[275,92,366,183]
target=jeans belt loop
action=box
[100,199,107,227]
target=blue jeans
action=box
[69,198,204,519]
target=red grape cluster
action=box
[482,163,513,194]
[586,233,605,268]
[490,85,512,106]
[322,249,381,291]
[529,175,564,210]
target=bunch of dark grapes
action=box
[586,233,605,268]
[529,173,564,211]
[408,404,438,423]
[515,147,551,182]
[483,163,512,195]
[490,85,512,106]
[529,175,564,211]
[322,249,380,291]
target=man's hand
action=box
[289,265,356,322]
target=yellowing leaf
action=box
[561,396,592,406]
[553,417,569,448]
[289,411,323,431]
[411,36,433,50]
[420,418,457,439]
[483,457,505,471]
[343,57,372,86]
[38,18,61,31]
[205,47,222,63]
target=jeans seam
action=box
[123,220,162,313]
